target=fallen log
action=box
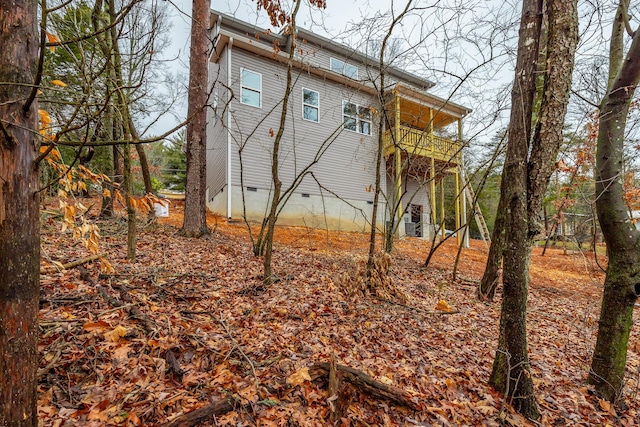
[111,281,156,334]
[41,253,107,274]
[159,398,239,427]
[78,266,155,334]
[309,362,421,411]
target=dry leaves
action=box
[36,198,638,426]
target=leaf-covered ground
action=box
[38,200,640,426]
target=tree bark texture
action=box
[589,18,640,401]
[0,0,40,424]
[105,0,138,260]
[181,0,210,237]
[130,117,154,195]
[488,0,543,419]
[123,141,137,261]
[489,0,578,419]
[527,0,579,237]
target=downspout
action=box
[227,37,233,219]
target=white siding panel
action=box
[403,179,430,214]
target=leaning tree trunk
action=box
[181,0,210,237]
[0,0,40,424]
[133,125,154,194]
[488,0,543,419]
[261,0,301,284]
[100,111,116,218]
[589,10,640,401]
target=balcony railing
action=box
[383,125,462,164]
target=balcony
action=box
[382,125,462,165]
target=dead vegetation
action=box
[37,199,639,426]
[337,252,410,304]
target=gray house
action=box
[206,11,471,242]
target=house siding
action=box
[297,38,378,84]
[206,13,467,238]
[206,48,228,214]
[227,47,383,204]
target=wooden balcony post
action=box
[455,168,461,246]
[395,94,403,234]
[458,118,469,248]
[429,108,436,234]
[440,179,445,239]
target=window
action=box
[330,58,358,79]
[240,68,261,107]
[302,88,319,122]
[342,101,371,135]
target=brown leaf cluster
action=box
[337,252,410,304]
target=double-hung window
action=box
[342,101,371,135]
[302,88,319,122]
[330,58,358,79]
[240,68,261,107]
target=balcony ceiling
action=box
[385,83,470,130]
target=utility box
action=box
[405,222,417,237]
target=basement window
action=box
[301,193,310,198]
[247,187,257,192]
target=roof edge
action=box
[210,9,436,91]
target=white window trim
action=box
[342,100,372,136]
[302,88,320,123]
[240,67,262,108]
[330,57,358,79]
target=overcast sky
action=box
[154,0,635,168]
[156,0,522,152]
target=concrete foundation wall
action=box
[208,185,387,233]
[207,185,228,217]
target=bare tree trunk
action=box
[129,115,155,221]
[262,0,301,284]
[490,0,578,419]
[181,0,210,238]
[123,141,137,261]
[488,0,543,419]
[589,2,640,400]
[476,138,511,299]
[0,0,40,423]
[368,0,414,271]
[133,128,154,194]
[100,111,116,218]
[106,0,138,258]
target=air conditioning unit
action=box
[405,222,416,237]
